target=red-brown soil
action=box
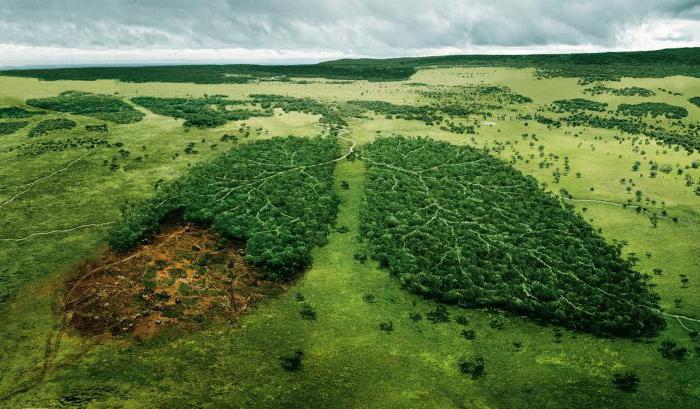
[63,223,283,339]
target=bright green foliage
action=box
[360,136,664,336]
[28,118,77,138]
[107,136,340,279]
[26,91,144,124]
[552,98,608,112]
[0,121,29,135]
[617,102,688,119]
[0,106,43,119]
[132,96,272,128]
[689,96,700,108]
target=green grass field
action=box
[1,65,699,408]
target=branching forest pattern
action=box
[360,136,664,337]
[107,136,341,279]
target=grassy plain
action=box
[0,67,699,408]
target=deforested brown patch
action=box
[64,223,284,339]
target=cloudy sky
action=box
[1,0,699,68]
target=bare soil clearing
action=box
[64,223,284,339]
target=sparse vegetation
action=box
[27,118,77,138]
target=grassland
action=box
[0,59,699,408]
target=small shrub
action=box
[612,371,640,392]
[461,329,476,340]
[379,321,393,332]
[458,356,485,379]
[300,303,317,320]
[455,316,469,326]
[426,305,450,323]
[409,312,422,321]
[658,339,688,361]
[280,350,303,371]
[362,294,376,303]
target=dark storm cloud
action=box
[0,0,698,62]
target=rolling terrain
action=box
[1,49,700,408]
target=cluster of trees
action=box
[419,85,531,118]
[534,114,562,128]
[0,121,29,135]
[584,84,655,97]
[248,94,349,127]
[563,112,700,152]
[551,98,608,113]
[0,106,44,118]
[12,135,108,157]
[132,96,272,128]
[359,136,664,336]
[28,118,77,138]
[689,97,700,108]
[85,124,108,132]
[26,91,144,124]
[107,136,341,279]
[617,102,688,119]
[347,100,442,124]
[475,85,532,104]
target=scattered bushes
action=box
[360,136,664,336]
[106,136,340,279]
[13,135,107,157]
[28,118,77,138]
[132,96,272,128]
[426,305,450,323]
[564,112,700,152]
[617,102,688,119]
[26,91,144,124]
